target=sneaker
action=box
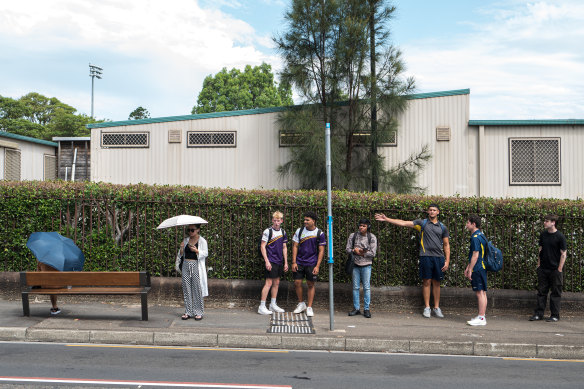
[433,307,444,318]
[269,303,285,313]
[293,302,307,314]
[467,316,487,326]
[306,307,314,317]
[50,307,61,316]
[257,305,273,315]
[422,307,431,318]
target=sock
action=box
[271,298,277,305]
[260,301,266,307]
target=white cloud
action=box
[0,0,277,119]
[402,1,584,119]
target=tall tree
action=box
[275,0,430,192]
[128,106,150,120]
[0,93,101,140]
[192,63,293,114]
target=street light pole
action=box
[89,63,103,118]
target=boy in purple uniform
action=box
[292,211,326,317]
[258,211,288,315]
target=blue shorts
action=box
[419,256,445,281]
[471,269,488,291]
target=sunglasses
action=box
[188,228,197,232]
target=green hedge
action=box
[1,181,583,292]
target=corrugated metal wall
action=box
[479,125,584,199]
[91,112,298,189]
[384,93,473,196]
[0,142,56,181]
[90,94,583,199]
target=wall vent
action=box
[436,126,451,141]
[168,129,182,143]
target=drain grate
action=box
[267,311,315,334]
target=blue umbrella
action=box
[26,232,85,271]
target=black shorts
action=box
[293,263,317,282]
[265,262,283,279]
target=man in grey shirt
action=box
[375,204,450,318]
[346,218,377,318]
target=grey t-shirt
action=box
[413,219,449,257]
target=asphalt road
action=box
[0,342,582,388]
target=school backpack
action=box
[257,228,286,259]
[477,234,503,272]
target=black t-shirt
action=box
[538,230,567,269]
[184,242,199,259]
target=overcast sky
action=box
[1,0,582,121]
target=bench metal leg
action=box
[141,292,148,321]
[22,292,30,316]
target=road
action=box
[0,342,582,388]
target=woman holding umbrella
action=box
[176,224,208,320]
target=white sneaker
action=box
[306,307,314,317]
[269,303,285,313]
[258,305,273,315]
[467,316,487,326]
[423,307,431,318]
[433,307,444,318]
[293,302,307,314]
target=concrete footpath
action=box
[1,298,583,360]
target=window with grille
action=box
[101,132,149,148]
[509,138,560,185]
[352,130,397,147]
[280,130,397,147]
[4,148,21,181]
[187,131,236,147]
[44,154,57,181]
[279,132,305,147]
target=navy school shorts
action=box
[419,256,445,281]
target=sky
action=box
[1,0,583,122]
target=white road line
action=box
[0,376,292,388]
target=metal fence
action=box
[1,195,582,292]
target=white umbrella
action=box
[156,215,208,229]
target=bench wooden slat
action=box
[26,287,147,295]
[23,272,143,286]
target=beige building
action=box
[88,89,584,199]
[0,131,57,181]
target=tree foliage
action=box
[274,0,430,193]
[0,92,103,140]
[129,106,151,120]
[192,63,293,114]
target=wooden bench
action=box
[20,271,151,320]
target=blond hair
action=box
[272,211,284,220]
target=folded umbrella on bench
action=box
[26,231,85,271]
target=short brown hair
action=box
[544,214,559,224]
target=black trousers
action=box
[535,267,563,318]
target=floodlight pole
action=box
[89,63,103,118]
[325,122,334,331]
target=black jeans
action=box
[535,267,563,318]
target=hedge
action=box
[1,181,583,292]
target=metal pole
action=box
[91,76,95,118]
[325,122,334,331]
